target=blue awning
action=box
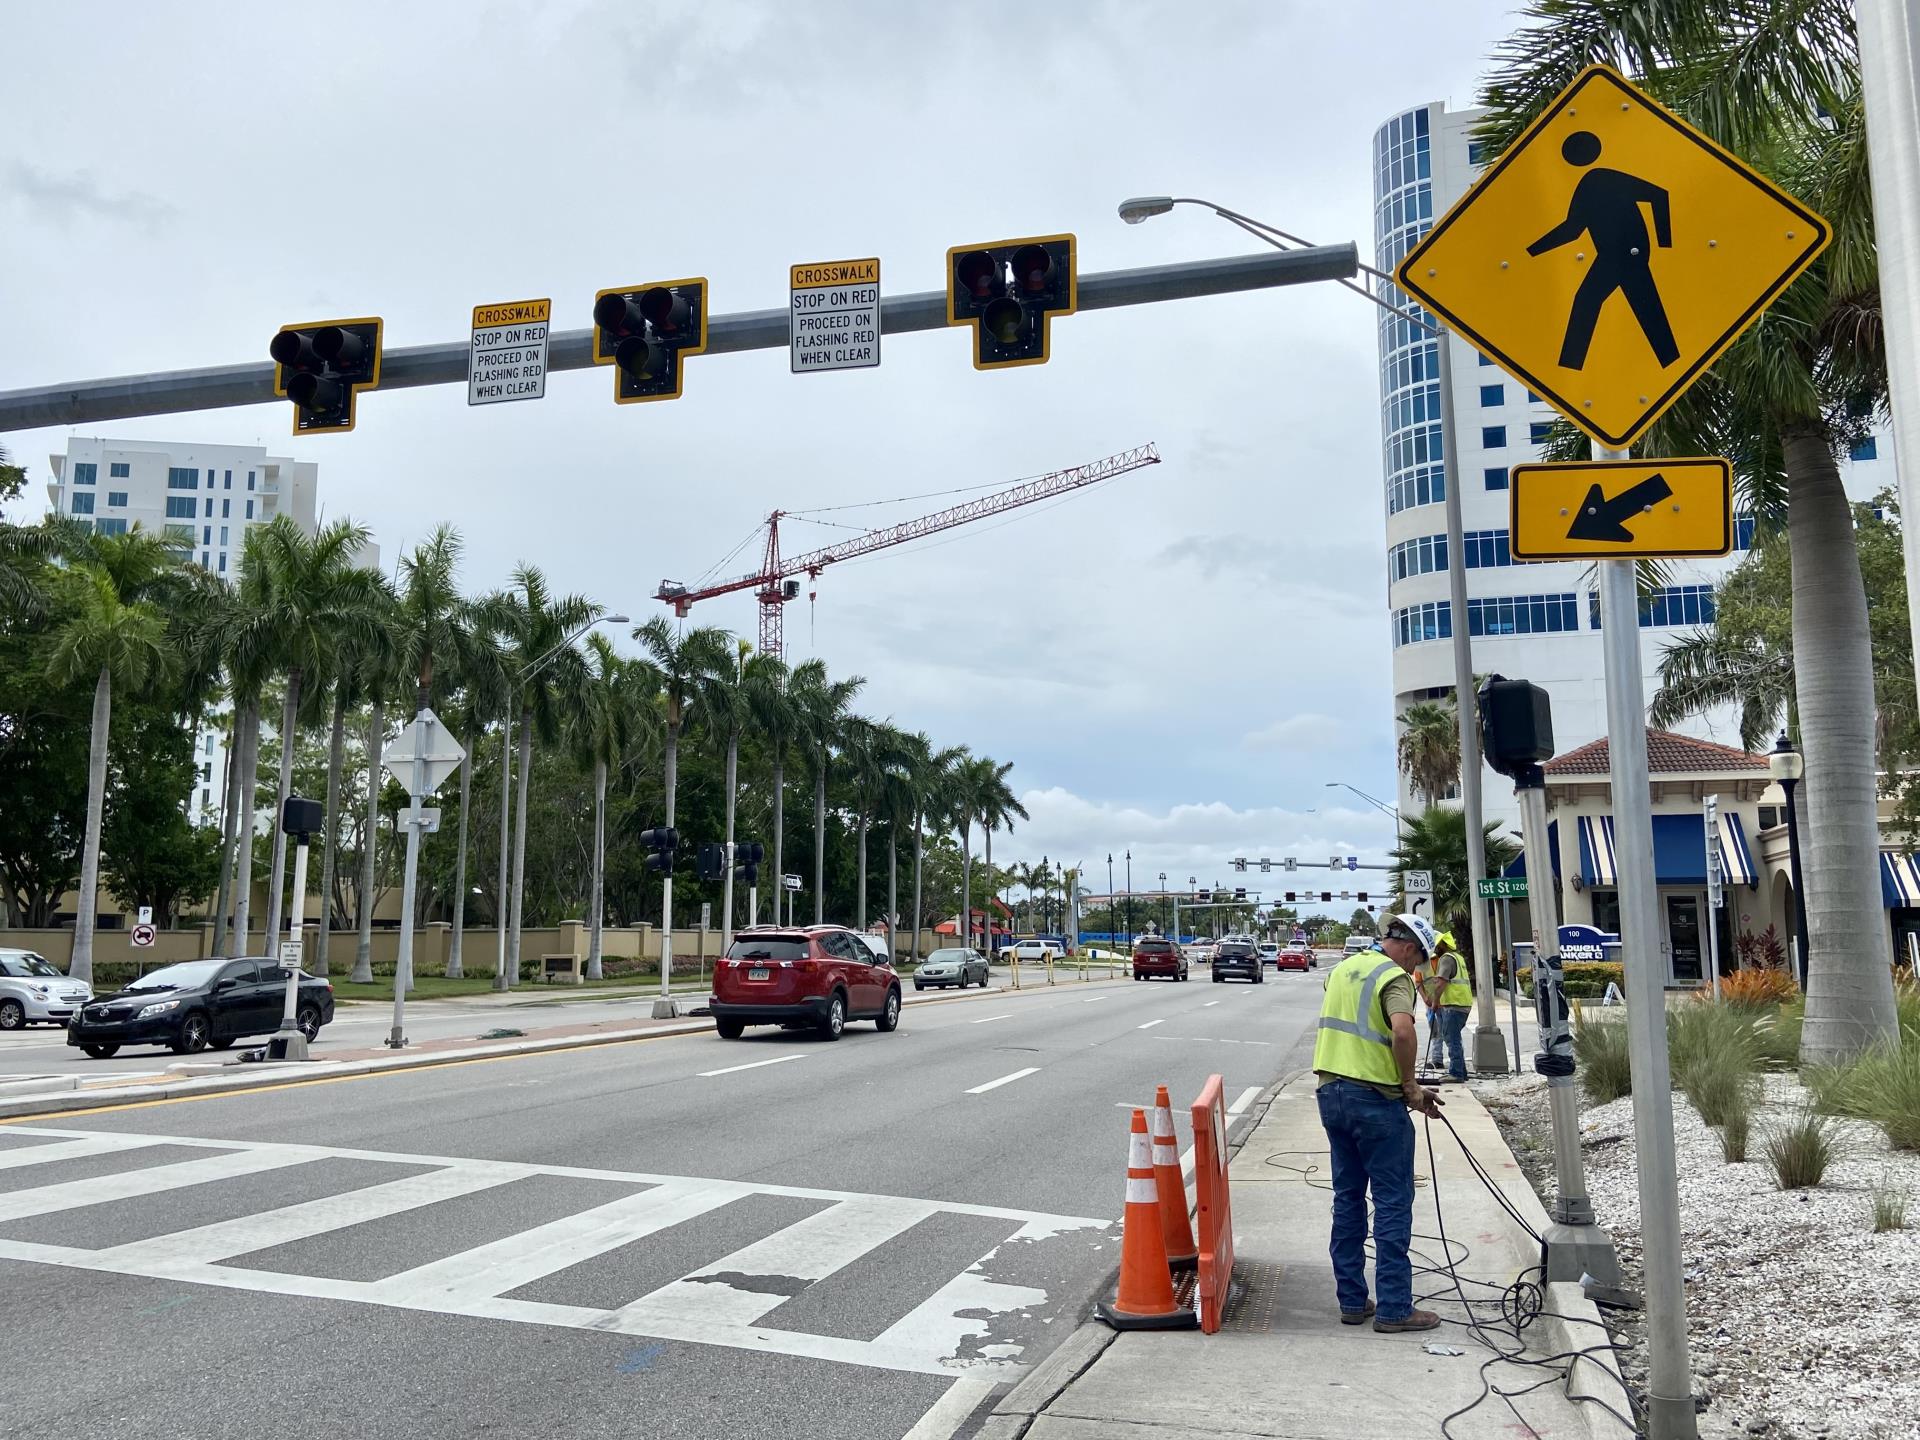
[1578,816,1618,886]
[1502,821,1556,879]
[1577,813,1753,888]
[1882,852,1920,908]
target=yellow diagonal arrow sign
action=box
[1509,458,1733,560]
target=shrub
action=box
[1719,1095,1752,1163]
[1718,967,1799,1010]
[1764,1106,1837,1190]
[1516,961,1624,999]
[1753,999,1805,1071]
[1575,1014,1633,1104]
[1871,1174,1909,1233]
[1806,1033,1920,1151]
[1668,1001,1762,1091]
[1683,1048,1758,1128]
[1734,924,1788,972]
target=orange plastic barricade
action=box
[1190,1074,1234,1334]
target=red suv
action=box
[1131,937,1189,982]
[709,925,902,1041]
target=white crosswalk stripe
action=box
[0,1126,1111,1378]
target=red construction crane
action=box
[654,443,1160,657]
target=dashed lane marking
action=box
[697,1054,808,1078]
[967,1014,1013,1025]
[1136,1019,1166,1030]
[964,1067,1041,1095]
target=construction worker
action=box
[1420,930,1458,1071]
[1421,927,1475,1083]
[1313,911,1444,1334]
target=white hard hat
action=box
[1388,912,1439,959]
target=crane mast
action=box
[654,443,1159,657]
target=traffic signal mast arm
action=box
[0,246,1356,432]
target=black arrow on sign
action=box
[1566,472,1673,543]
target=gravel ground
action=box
[1475,1070,1920,1440]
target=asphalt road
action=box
[3,966,1324,1440]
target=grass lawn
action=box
[326,974,704,1003]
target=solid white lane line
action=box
[965,1067,1040,1094]
[1136,1018,1166,1029]
[968,1013,1013,1025]
[1230,1085,1262,1115]
[901,1375,997,1440]
[698,1053,807,1078]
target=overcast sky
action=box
[2,0,1522,915]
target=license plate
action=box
[748,967,770,981]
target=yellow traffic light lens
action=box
[983,297,1028,345]
[615,335,666,379]
[286,372,342,412]
[269,331,316,367]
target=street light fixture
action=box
[1326,780,1401,822]
[1768,732,1810,986]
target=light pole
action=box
[1158,871,1167,936]
[1123,195,1505,1075]
[1107,853,1115,942]
[1124,850,1132,946]
[1770,732,1810,986]
[494,612,627,992]
[1326,780,1401,824]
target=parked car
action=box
[914,947,989,991]
[0,950,92,1030]
[855,933,893,964]
[1002,939,1062,965]
[1274,943,1315,972]
[1132,936,1189,982]
[709,925,902,1041]
[1211,938,1264,984]
[67,957,334,1058]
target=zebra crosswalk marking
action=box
[0,1126,1111,1377]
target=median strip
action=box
[965,1067,1040,1095]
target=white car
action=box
[1001,939,1062,965]
[0,950,93,1030]
[1185,939,1218,964]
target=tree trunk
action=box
[720,732,739,951]
[211,712,245,958]
[661,724,680,983]
[959,819,972,951]
[495,717,512,989]
[771,752,785,924]
[983,825,993,952]
[1787,429,1900,1059]
[911,804,925,961]
[587,755,606,981]
[813,759,827,925]
[506,708,533,987]
[446,732,473,980]
[262,669,301,967]
[314,689,347,977]
[69,666,112,984]
[351,694,384,984]
[887,828,898,965]
[856,812,869,931]
[231,707,261,957]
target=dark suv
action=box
[1211,938,1264,984]
[1132,937,1188,982]
[67,957,335,1058]
[709,926,902,1041]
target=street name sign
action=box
[1510,457,1731,560]
[1393,64,1830,448]
[469,299,550,406]
[1478,877,1529,899]
[1403,870,1434,895]
[790,259,880,373]
[130,923,155,948]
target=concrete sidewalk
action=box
[993,1071,1631,1440]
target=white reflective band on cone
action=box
[1153,1139,1179,1163]
[1151,1106,1176,1139]
[1128,1132,1153,1167]
[1126,1177,1159,1205]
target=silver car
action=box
[0,949,93,1030]
[913,947,990,990]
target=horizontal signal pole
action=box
[0,244,1357,433]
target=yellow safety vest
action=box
[1313,952,1404,1088]
[1438,956,1474,1008]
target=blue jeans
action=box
[1439,1007,1470,1081]
[1316,1078,1415,1321]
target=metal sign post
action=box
[382,708,466,1049]
[1705,795,1724,1002]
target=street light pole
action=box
[1124,850,1132,946]
[1770,733,1811,986]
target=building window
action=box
[1388,534,1448,580]
[1467,140,1486,165]
[164,496,195,519]
[218,552,228,574]
[94,518,128,536]
[204,497,214,517]
[71,462,97,485]
[224,469,233,485]
[1641,584,1717,627]
[1529,422,1555,445]
[1461,529,1512,568]
[1733,514,1757,550]
[218,526,228,545]
[201,551,211,569]
[1757,804,1783,830]
[1482,425,1507,449]
[1484,466,1509,490]
[162,523,194,550]
[221,498,231,518]
[1527,390,1541,403]
[167,467,198,490]
[1851,436,1879,462]
[1392,600,1453,648]
[106,491,128,507]
[1467,592,1580,637]
[202,526,212,545]
[70,492,95,515]
[247,471,256,490]
[245,499,254,519]
[1479,384,1504,407]
[1387,464,1446,514]
[109,461,130,478]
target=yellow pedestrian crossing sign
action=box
[1509,457,1732,561]
[1394,65,1830,449]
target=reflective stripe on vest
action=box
[1313,954,1403,1088]
[1441,968,1474,1008]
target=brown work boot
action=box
[1338,1300,1376,1326]
[1373,1309,1442,1333]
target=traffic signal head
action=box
[592,279,709,402]
[946,234,1075,369]
[1234,887,1247,902]
[271,318,382,433]
[737,842,766,867]
[698,843,725,881]
[1478,675,1556,781]
[1285,892,1296,903]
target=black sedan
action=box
[68,957,335,1058]
[1211,939,1264,984]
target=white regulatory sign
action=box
[469,299,550,405]
[790,259,880,373]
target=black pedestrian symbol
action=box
[1527,131,1680,371]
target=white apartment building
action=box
[44,438,379,826]
[1372,102,1894,832]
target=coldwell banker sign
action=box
[1557,924,1617,962]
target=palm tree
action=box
[220,517,383,964]
[751,658,815,924]
[907,739,965,958]
[1396,700,1459,804]
[695,642,780,949]
[792,664,865,924]
[571,632,639,981]
[44,532,180,982]
[947,754,991,949]
[444,628,510,981]
[1477,3,1898,1058]
[348,624,404,984]
[975,758,1027,952]
[878,735,920,962]
[491,568,599,987]
[845,718,912,933]
[1390,805,1520,960]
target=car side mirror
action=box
[214,978,237,992]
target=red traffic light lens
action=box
[956,251,1000,299]
[1011,244,1053,293]
[594,293,646,334]
[982,296,1028,345]
[640,287,691,336]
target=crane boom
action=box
[655,443,1159,655]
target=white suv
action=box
[0,950,93,1030]
[1001,939,1062,964]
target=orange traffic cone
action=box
[1097,1108,1199,1330]
[1152,1085,1198,1272]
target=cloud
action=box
[5,163,175,230]
[1244,713,1345,749]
